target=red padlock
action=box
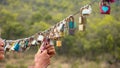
[100,3,110,14]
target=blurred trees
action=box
[0,0,120,63]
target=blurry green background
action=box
[0,0,120,68]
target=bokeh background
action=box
[0,0,120,68]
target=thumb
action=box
[42,50,47,54]
[37,42,45,53]
[42,50,50,58]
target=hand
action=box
[34,50,50,68]
[31,43,55,68]
[45,45,56,58]
[40,42,56,58]
[0,39,4,60]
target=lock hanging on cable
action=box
[100,0,111,14]
[78,15,87,31]
[82,5,92,16]
[68,16,76,35]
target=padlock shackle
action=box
[69,16,74,22]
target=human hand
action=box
[40,40,56,58]
[32,42,55,68]
[34,50,50,68]
[0,39,4,60]
[44,45,55,58]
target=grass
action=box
[0,51,119,68]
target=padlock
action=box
[31,40,37,46]
[100,4,110,14]
[79,16,84,24]
[59,32,64,37]
[79,24,85,31]
[14,41,20,52]
[50,40,54,46]
[4,42,10,51]
[100,1,110,14]
[82,5,92,16]
[24,39,29,48]
[37,35,44,42]
[109,0,115,3]
[69,16,74,29]
[68,16,76,35]
[56,40,62,47]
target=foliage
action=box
[0,0,120,67]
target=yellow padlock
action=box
[56,40,62,47]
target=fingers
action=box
[36,50,50,58]
[37,46,43,54]
[48,49,56,58]
[0,41,4,60]
[38,42,47,53]
[0,43,4,47]
[0,47,4,54]
[0,39,4,47]
[0,47,4,51]
[0,54,4,60]
[35,50,50,63]
[44,44,51,49]
[48,49,55,54]
[42,50,50,58]
[47,47,55,54]
[42,50,47,54]
[47,46,54,50]
[37,42,55,58]
[45,45,54,50]
[45,45,55,58]
[34,44,53,68]
[37,42,45,54]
